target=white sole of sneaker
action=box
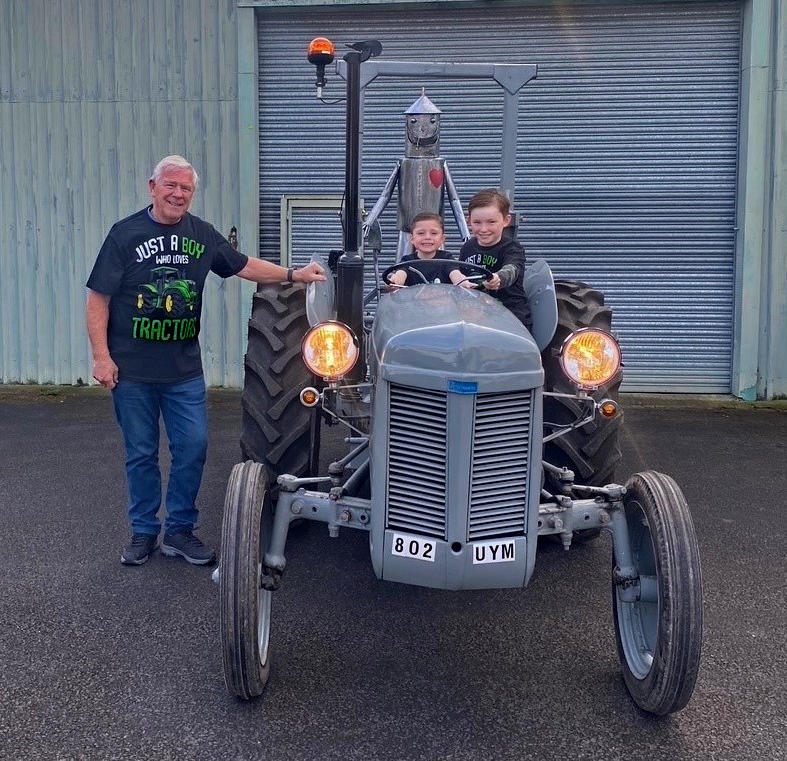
[120,553,151,566]
[160,543,215,565]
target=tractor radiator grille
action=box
[386,384,447,539]
[467,391,532,541]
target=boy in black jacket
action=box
[450,189,530,327]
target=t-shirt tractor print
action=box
[135,266,198,318]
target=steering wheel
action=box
[381,259,495,287]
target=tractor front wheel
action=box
[612,470,703,715]
[219,460,273,700]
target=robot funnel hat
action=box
[404,92,442,115]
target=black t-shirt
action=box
[87,207,248,383]
[397,250,456,286]
[458,237,530,327]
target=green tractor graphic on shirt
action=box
[136,267,197,318]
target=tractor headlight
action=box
[559,328,621,390]
[301,321,359,382]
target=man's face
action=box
[149,167,195,224]
[410,219,445,257]
[468,204,511,247]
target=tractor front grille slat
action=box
[470,518,525,535]
[386,385,447,539]
[471,484,528,501]
[388,472,445,491]
[473,440,529,452]
[468,391,532,541]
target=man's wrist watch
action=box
[287,267,294,283]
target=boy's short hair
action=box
[468,189,510,217]
[410,211,444,230]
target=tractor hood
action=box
[371,285,543,387]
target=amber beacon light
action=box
[559,328,621,391]
[302,321,359,382]
[307,37,336,97]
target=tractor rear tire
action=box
[240,284,320,482]
[542,281,622,493]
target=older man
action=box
[86,155,324,566]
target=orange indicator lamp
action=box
[300,387,320,407]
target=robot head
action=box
[404,92,441,158]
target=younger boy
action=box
[387,212,454,287]
[449,189,530,327]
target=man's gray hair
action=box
[150,155,199,190]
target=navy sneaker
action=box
[161,530,216,565]
[121,534,158,565]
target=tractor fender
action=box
[523,258,558,352]
[305,255,335,326]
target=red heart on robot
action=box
[428,169,444,188]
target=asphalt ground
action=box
[0,386,785,761]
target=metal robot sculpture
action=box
[363,92,470,261]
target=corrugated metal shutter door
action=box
[257,1,740,392]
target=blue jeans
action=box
[112,376,207,536]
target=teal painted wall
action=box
[0,0,250,387]
[732,0,786,399]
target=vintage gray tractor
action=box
[217,39,703,716]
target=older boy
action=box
[450,189,530,327]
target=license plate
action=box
[390,533,436,563]
[472,539,516,564]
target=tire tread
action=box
[240,284,319,480]
[219,461,270,700]
[543,280,622,486]
[613,470,703,715]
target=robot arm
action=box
[363,163,400,238]
[444,163,470,241]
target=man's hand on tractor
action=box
[294,261,326,283]
[93,356,118,390]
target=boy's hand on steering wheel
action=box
[450,268,478,289]
[484,273,501,290]
[386,271,407,288]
